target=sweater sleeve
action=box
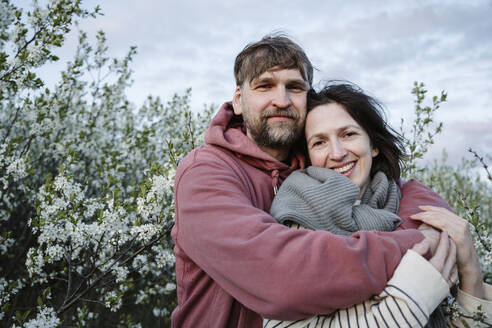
[174,153,428,320]
[263,250,450,328]
[452,283,492,327]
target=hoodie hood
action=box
[204,102,303,180]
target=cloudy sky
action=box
[38,0,492,165]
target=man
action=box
[171,35,449,327]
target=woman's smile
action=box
[331,161,355,175]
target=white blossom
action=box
[131,224,159,243]
[23,306,60,328]
[6,157,27,181]
[104,291,122,312]
[112,265,129,283]
[153,246,176,268]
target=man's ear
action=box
[232,86,243,115]
[371,147,379,157]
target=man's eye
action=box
[256,84,270,89]
[288,84,307,92]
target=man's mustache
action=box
[261,109,299,120]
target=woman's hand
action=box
[412,230,458,288]
[410,205,485,298]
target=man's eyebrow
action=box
[251,77,307,86]
[287,79,308,88]
[251,76,274,85]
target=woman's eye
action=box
[344,131,357,138]
[311,140,323,147]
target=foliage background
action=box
[0,1,490,327]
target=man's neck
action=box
[259,145,290,163]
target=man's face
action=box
[232,68,308,151]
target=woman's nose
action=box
[328,139,347,161]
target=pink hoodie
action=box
[171,102,450,328]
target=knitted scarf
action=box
[270,165,447,328]
[270,166,401,235]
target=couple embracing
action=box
[171,34,491,327]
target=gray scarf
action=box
[270,166,401,235]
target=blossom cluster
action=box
[0,1,212,326]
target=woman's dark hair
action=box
[306,82,406,180]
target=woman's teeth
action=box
[333,162,355,174]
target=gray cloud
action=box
[425,119,492,165]
[31,0,492,165]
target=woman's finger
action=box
[410,209,470,246]
[411,239,430,256]
[441,240,457,286]
[410,211,449,230]
[417,223,435,231]
[429,231,450,273]
[409,207,480,273]
[418,205,451,213]
[449,266,459,287]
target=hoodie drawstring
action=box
[271,169,279,195]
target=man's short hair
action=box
[234,34,313,87]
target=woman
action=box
[264,83,491,327]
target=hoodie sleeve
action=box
[173,152,443,320]
[397,179,452,230]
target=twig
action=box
[56,230,167,315]
[63,244,73,307]
[468,148,492,181]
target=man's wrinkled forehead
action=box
[248,67,308,87]
[235,46,312,87]
[245,64,310,87]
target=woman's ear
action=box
[232,86,243,115]
[371,147,379,157]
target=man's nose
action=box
[271,87,291,108]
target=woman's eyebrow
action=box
[343,124,363,131]
[306,132,326,144]
[306,125,363,143]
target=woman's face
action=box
[305,102,379,195]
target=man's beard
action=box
[243,108,303,148]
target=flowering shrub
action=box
[0,1,212,326]
[401,84,492,326]
[400,83,492,283]
[1,1,490,327]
